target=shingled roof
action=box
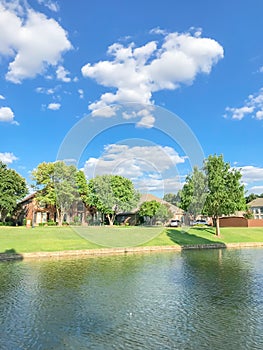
[121,193,184,214]
[248,198,263,207]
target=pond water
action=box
[0,249,262,350]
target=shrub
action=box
[47,220,57,226]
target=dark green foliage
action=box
[0,161,28,222]
[75,170,89,206]
[139,200,161,224]
[245,193,263,203]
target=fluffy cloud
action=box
[0,106,18,124]
[56,65,71,82]
[135,176,183,193]
[239,165,263,184]
[47,102,61,110]
[82,29,224,123]
[0,2,71,83]
[83,144,186,192]
[248,185,263,195]
[0,152,18,164]
[237,165,263,194]
[225,88,263,120]
[0,94,5,100]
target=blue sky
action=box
[1,0,263,197]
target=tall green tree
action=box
[0,162,28,222]
[179,166,207,219]
[155,203,173,224]
[203,155,246,236]
[163,192,181,206]
[75,170,89,207]
[88,174,140,225]
[32,161,79,225]
[245,193,260,204]
[139,200,161,225]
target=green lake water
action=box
[0,249,262,349]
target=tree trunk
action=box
[57,208,62,226]
[106,214,114,226]
[215,216,220,236]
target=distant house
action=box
[115,193,184,226]
[218,198,263,226]
[248,198,263,219]
[17,193,89,226]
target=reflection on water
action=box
[0,249,262,349]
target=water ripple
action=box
[0,249,262,349]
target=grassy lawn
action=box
[145,226,263,246]
[0,226,263,254]
[0,226,101,253]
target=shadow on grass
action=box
[0,249,23,262]
[166,228,226,249]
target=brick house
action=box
[17,193,90,226]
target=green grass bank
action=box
[1,226,263,255]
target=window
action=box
[77,202,84,211]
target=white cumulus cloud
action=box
[0,152,18,164]
[239,165,263,184]
[0,94,5,100]
[135,176,183,193]
[225,88,263,120]
[83,144,186,193]
[0,106,18,124]
[0,2,72,83]
[248,185,263,195]
[47,102,61,110]
[56,65,71,82]
[81,29,224,123]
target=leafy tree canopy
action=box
[179,166,207,218]
[155,203,173,223]
[88,174,140,225]
[245,193,263,203]
[32,161,79,225]
[178,155,246,236]
[139,200,161,225]
[203,155,246,236]
[163,192,181,206]
[0,161,27,221]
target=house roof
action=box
[19,192,36,204]
[248,198,263,207]
[119,193,184,214]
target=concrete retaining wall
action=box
[1,242,263,261]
